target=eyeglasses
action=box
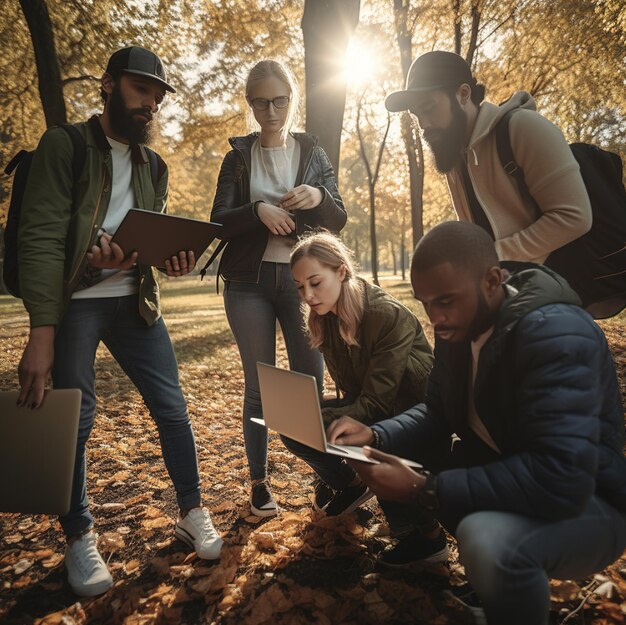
[249,96,290,111]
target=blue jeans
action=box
[456,497,626,625]
[52,295,201,538]
[224,262,324,481]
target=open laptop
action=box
[254,363,422,469]
[0,389,81,515]
[111,209,222,269]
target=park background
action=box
[1,1,625,624]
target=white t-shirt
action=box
[72,137,138,299]
[250,135,301,264]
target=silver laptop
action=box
[0,389,81,515]
[254,363,422,469]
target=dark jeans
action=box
[456,497,626,625]
[393,438,626,625]
[52,295,201,538]
[223,262,324,481]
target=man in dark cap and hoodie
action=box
[17,46,223,597]
[384,51,612,311]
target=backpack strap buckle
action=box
[503,160,519,175]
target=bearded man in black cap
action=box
[17,46,223,597]
[385,51,608,310]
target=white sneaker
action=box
[175,507,223,560]
[65,531,113,597]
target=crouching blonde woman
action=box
[286,233,447,567]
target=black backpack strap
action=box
[495,110,538,210]
[4,150,29,176]
[199,239,227,291]
[144,147,166,191]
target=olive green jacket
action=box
[320,279,434,425]
[18,116,166,328]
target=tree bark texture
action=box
[393,0,425,250]
[19,0,67,127]
[302,0,360,176]
[356,100,390,287]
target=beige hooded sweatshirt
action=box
[447,91,592,263]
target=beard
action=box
[423,97,467,173]
[108,85,155,145]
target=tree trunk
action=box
[393,0,426,250]
[465,1,481,67]
[302,0,360,176]
[369,190,378,285]
[390,240,397,275]
[356,101,390,287]
[19,0,67,127]
[400,224,406,281]
[452,0,462,55]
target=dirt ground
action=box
[1,276,625,625]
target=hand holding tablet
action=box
[110,209,222,269]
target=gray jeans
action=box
[455,495,626,625]
[223,262,324,480]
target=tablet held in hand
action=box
[111,209,222,269]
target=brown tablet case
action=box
[111,209,223,268]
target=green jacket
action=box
[320,279,434,425]
[18,116,167,328]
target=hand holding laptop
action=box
[327,415,428,503]
[326,415,376,447]
[255,363,423,469]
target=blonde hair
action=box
[245,59,300,142]
[290,232,365,349]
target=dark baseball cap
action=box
[385,51,475,112]
[105,46,175,93]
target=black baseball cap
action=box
[105,46,175,93]
[385,51,475,112]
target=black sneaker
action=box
[325,482,374,516]
[443,583,486,625]
[250,480,278,517]
[378,528,449,569]
[313,480,335,512]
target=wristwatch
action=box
[416,471,439,511]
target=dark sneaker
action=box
[378,528,449,569]
[313,480,335,512]
[443,583,487,625]
[250,480,278,517]
[325,483,374,516]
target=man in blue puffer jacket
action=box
[327,221,626,625]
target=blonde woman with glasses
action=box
[210,60,346,517]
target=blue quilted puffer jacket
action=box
[374,262,626,521]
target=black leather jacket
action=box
[210,132,346,283]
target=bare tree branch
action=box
[61,74,99,87]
